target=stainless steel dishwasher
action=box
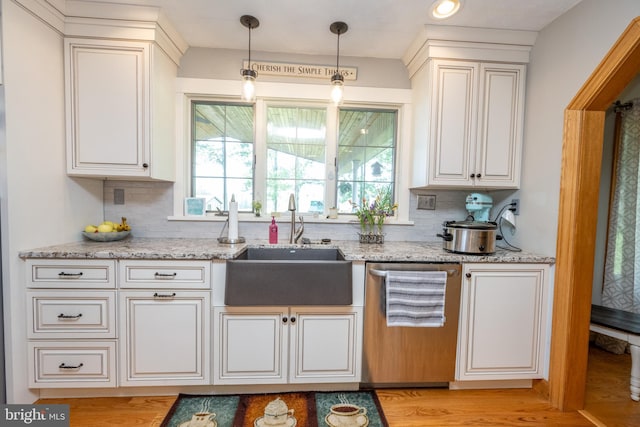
[362,262,462,386]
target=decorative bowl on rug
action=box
[82,230,130,242]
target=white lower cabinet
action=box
[26,259,118,388]
[27,290,116,339]
[456,263,550,381]
[26,258,213,390]
[119,290,210,386]
[28,341,117,388]
[213,306,362,385]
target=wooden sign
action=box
[242,60,357,80]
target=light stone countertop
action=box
[19,237,555,264]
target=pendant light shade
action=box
[329,21,348,105]
[240,15,259,102]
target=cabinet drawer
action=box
[28,291,116,339]
[26,259,116,289]
[119,260,211,289]
[28,341,117,388]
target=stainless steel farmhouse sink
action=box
[224,247,353,306]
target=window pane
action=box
[266,106,326,214]
[192,177,224,212]
[192,102,254,211]
[336,109,397,213]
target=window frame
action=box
[172,79,413,224]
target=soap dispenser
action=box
[269,216,278,244]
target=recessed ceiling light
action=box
[430,0,462,20]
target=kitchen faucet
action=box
[287,193,304,243]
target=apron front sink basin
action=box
[225,247,352,306]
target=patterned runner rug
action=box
[160,390,389,427]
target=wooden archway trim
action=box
[550,16,640,410]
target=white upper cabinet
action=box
[65,38,176,180]
[412,59,525,189]
[406,26,535,189]
[59,2,187,180]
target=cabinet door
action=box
[119,290,210,386]
[475,64,525,188]
[429,60,478,187]
[457,264,549,380]
[213,307,287,385]
[289,307,362,383]
[65,39,149,178]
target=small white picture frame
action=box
[184,197,206,216]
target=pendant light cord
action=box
[248,26,252,66]
[335,31,340,74]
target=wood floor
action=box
[36,345,638,426]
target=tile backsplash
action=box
[103,181,516,242]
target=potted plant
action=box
[350,187,397,243]
[252,200,262,217]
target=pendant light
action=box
[329,21,348,105]
[240,15,259,102]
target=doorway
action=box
[550,16,640,410]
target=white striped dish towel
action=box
[385,270,447,327]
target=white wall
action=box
[1,0,102,403]
[519,0,640,256]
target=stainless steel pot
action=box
[437,221,500,254]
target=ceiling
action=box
[80,0,583,59]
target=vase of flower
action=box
[351,187,397,244]
[357,232,385,244]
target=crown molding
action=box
[12,0,66,34]
[403,25,538,78]
[14,0,187,65]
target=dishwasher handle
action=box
[369,268,459,278]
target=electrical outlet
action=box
[417,194,436,210]
[511,198,520,215]
[114,188,125,205]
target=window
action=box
[191,102,254,211]
[189,99,398,218]
[336,109,397,213]
[265,106,327,214]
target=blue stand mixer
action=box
[465,193,493,222]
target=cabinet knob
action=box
[476,173,482,178]
[465,273,471,278]
[290,316,296,323]
[283,317,288,323]
[470,173,475,178]
[143,163,149,168]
